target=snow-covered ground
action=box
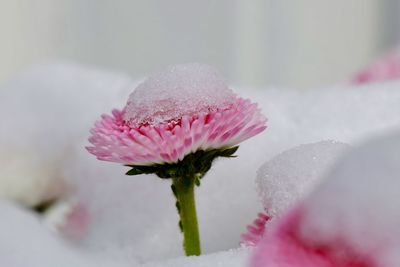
[0,63,400,266]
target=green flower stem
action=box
[172,176,201,256]
[126,147,240,256]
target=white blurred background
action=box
[0,0,399,89]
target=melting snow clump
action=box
[257,140,349,217]
[123,63,236,125]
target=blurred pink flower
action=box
[87,97,266,166]
[351,48,400,85]
[43,199,89,241]
[240,212,270,247]
[60,202,89,240]
[251,206,376,267]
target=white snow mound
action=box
[257,140,349,217]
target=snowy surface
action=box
[143,248,250,267]
[0,63,400,266]
[123,63,235,125]
[0,199,249,267]
[257,140,349,218]
[0,201,131,267]
[0,63,135,207]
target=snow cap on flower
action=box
[251,132,400,267]
[124,63,236,125]
[87,63,266,166]
[256,140,349,218]
[241,141,349,247]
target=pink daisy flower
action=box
[87,97,265,167]
[87,63,267,256]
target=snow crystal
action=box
[299,131,400,267]
[123,63,236,125]
[256,140,349,217]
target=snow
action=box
[257,140,349,217]
[1,63,400,266]
[0,145,66,207]
[0,62,135,207]
[0,201,131,267]
[143,248,250,267]
[123,63,235,125]
[298,131,400,267]
[0,200,249,267]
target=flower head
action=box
[86,63,266,256]
[87,64,266,169]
